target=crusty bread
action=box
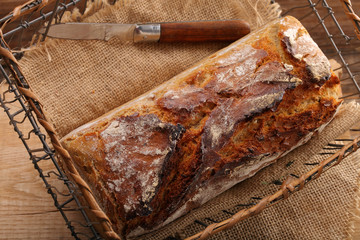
[61,16,342,237]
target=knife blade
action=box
[39,20,250,43]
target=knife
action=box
[39,20,250,43]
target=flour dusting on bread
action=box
[61,16,342,237]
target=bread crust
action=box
[61,16,342,237]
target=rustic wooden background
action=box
[0,0,359,239]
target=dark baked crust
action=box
[61,16,342,237]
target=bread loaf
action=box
[61,16,342,237]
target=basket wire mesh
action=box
[0,0,360,239]
[1,1,105,239]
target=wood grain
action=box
[159,20,250,43]
[0,0,27,16]
[0,83,93,239]
[0,1,360,240]
[0,107,70,238]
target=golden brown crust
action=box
[61,16,342,237]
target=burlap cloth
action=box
[17,0,360,239]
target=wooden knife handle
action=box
[159,20,250,43]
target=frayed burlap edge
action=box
[21,0,281,64]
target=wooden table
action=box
[0,84,74,239]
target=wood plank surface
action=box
[0,0,360,240]
[0,83,74,239]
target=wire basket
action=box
[0,1,110,239]
[0,0,360,239]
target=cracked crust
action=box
[61,16,342,238]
